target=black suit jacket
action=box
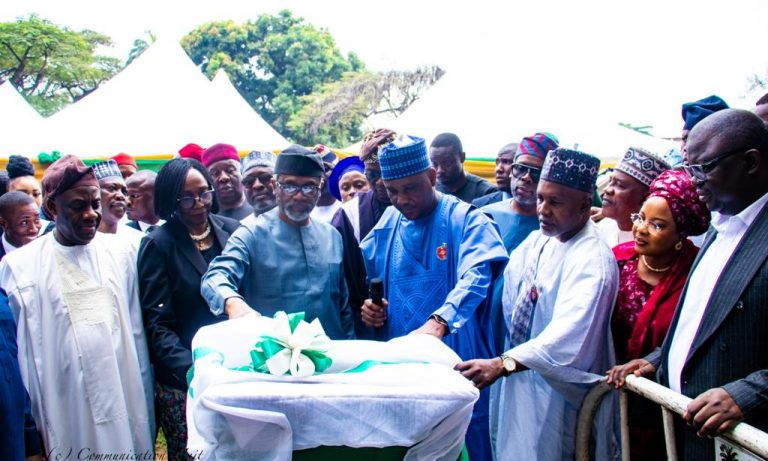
[137,214,240,390]
[471,190,506,208]
[647,201,768,459]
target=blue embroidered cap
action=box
[540,148,600,193]
[91,159,122,180]
[379,135,430,181]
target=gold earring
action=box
[675,240,683,251]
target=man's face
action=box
[364,163,390,204]
[686,129,748,215]
[429,146,464,187]
[339,171,369,202]
[601,170,647,225]
[384,168,437,220]
[680,128,690,162]
[9,176,43,208]
[537,180,590,242]
[208,159,244,207]
[494,149,516,193]
[49,186,102,246]
[0,203,41,247]
[274,174,322,223]
[126,178,155,223]
[118,164,137,180]
[242,166,276,213]
[510,154,544,207]
[99,177,128,226]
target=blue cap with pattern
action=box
[91,159,122,180]
[540,148,600,193]
[379,135,430,181]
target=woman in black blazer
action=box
[137,158,240,461]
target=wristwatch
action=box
[500,353,517,376]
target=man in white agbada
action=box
[456,148,619,460]
[0,155,154,457]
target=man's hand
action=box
[224,297,258,319]
[411,318,448,338]
[606,359,656,388]
[454,358,505,389]
[590,206,604,222]
[684,388,745,438]
[361,298,388,328]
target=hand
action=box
[411,318,448,338]
[224,297,258,319]
[606,359,656,388]
[590,206,604,222]
[454,358,505,389]
[26,455,44,461]
[361,298,388,328]
[684,388,744,438]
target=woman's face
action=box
[339,170,369,202]
[177,168,212,230]
[9,176,43,208]
[632,196,681,257]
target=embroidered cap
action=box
[242,151,276,175]
[540,148,600,193]
[615,147,670,187]
[91,159,123,180]
[379,135,430,181]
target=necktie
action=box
[508,240,548,348]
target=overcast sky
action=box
[3,0,767,137]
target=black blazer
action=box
[471,190,505,208]
[647,201,768,460]
[137,214,240,390]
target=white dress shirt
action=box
[667,192,768,392]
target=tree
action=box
[126,30,156,66]
[181,10,364,140]
[0,15,121,115]
[288,66,444,146]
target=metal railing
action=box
[575,375,768,461]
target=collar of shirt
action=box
[2,233,18,253]
[711,191,768,236]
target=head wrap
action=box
[360,128,397,165]
[110,152,137,169]
[179,143,204,162]
[242,151,276,175]
[92,159,123,181]
[275,144,324,177]
[515,132,559,161]
[379,135,430,181]
[42,155,98,199]
[614,147,670,187]
[647,170,710,237]
[201,143,239,168]
[328,156,365,201]
[7,155,35,179]
[682,95,729,130]
[540,148,600,193]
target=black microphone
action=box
[369,278,384,306]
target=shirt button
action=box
[735,301,744,310]
[452,322,461,329]
[720,342,728,352]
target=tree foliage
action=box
[126,30,156,66]
[0,15,121,116]
[182,10,364,140]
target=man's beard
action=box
[281,201,314,222]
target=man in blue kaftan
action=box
[359,135,508,461]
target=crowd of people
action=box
[0,92,767,461]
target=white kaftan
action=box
[491,221,619,461]
[0,232,154,457]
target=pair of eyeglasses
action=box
[681,147,749,181]
[365,169,382,183]
[242,174,273,187]
[511,163,542,182]
[277,182,320,196]
[177,190,215,209]
[630,212,666,233]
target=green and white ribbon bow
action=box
[250,311,332,378]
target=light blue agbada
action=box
[201,208,354,340]
[481,199,540,254]
[360,192,508,461]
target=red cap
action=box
[110,152,137,169]
[178,143,205,162]
[201,143,239,168]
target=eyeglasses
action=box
[511,163,542,182]
[242,174,273,187]
[630,212,667,234]
[681,147,749,181]
[365,169,382,183]
[177,190,215,209]
[277,182,320,196]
